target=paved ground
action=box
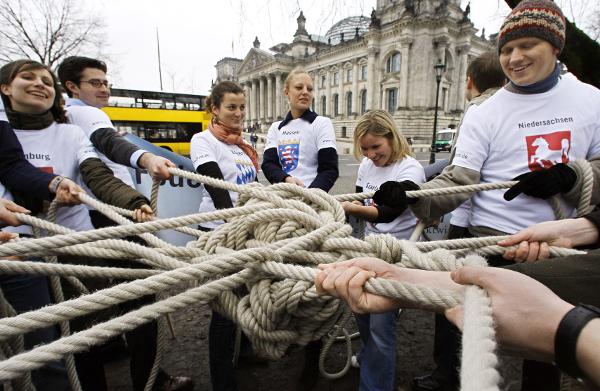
[102,152,525,390]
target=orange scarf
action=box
[208,122,259,172]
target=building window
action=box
[320,75,326,88]
[360,64,367,80]
[346,68,353,83]
[360,89,367,114]
[386,52,401,73]
[386,88,397,113]
[346,91,353,115]
[341,126,347,138]
[333,93,339,115]
[321,96,327,115]
[332,72,339,86]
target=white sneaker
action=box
[351,355,360,368]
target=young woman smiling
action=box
[189,80,258,391]
[261,68,339,192]
[0,59,154,390]
[341,110,424,391]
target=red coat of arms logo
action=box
[525,130,571,171]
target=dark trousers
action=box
[209,310,238,391]
[68,210,167,391]
[0,270,70,391]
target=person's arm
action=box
[0,199,30,226]
[0,121,55,200]
[308,147,339,192]
[195,161,233,209]
[79,157,150,212]
[498,217,599,262]
[261,147,288,184]
[89,127,139,167]
[342,185,406,223]
[576,319,600,386]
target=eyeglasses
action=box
[80,79,112,89]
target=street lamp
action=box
[429,59,446,164]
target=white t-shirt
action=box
[265,115,337,187]
[452,77,600,234]
[190,130,257,229]
[357,156,426,239]
[65,101,135,187]
[5,123,98,234]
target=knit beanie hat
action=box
[498,0,566,54]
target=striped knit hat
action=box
[498,0,566,54]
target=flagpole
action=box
[156,27,164,91]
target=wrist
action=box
[568,218,599,247]
[138,152,153,169]
[48,176,64,194]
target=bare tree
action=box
[0,0,105,69]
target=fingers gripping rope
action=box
[0,161,593,391]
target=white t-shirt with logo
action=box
[65,102,135,187]
[265,116,337,186]
[357,156,426,239]
[4,123,99,234]
[190,130,257,229]
[452,77,600,234]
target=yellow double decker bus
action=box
[103,88,211,156]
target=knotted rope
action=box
[0,160,593,391]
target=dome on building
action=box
[324,15,370,45]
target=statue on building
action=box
[369,8,381,28]
[253,36,260,49]
[294,11,308,37]
[462,2,471,22]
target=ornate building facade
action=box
[215,0,495,141]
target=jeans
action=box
[0,268,70,391]
[354,310,398,391]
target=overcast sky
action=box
[96,0,591,95]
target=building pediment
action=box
[238,48,275,75]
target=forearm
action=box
[80,158,148,210]
[410,165,480,220]
[577,319,600,387]
[346,204,379,222]
[196,162,233,209]
[90,128,140,167]
[308,148,339,192]
[261,148,288,184]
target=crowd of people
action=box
[1,0,600,390]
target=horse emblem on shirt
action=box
[526,130,571,171]
[278,142,299,173]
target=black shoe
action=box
[154,375,195,391]
[412,373,457,391]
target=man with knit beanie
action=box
[374,1,600,390]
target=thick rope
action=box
[0,160,593,390]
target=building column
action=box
[325,69,332,116]
[338,71,344,117]
[367,48,378,111]
[252,79,259,125]
[275,72,282,119]
[399,37,412,108]
[266,75,273,121]
[245,82,253,126]
[352,61,359,115]
[454,44,470,111]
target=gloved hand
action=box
[504,163,577,201]
[372,180,420,210]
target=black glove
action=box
[372,180,420,210]
[504,163,577,201]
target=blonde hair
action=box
[353,110,413,162]
[284,67,311,90]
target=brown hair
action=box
[353,110,413,162]
[206,81,244,114]
[57,56,108,97]
[0,59,67,123]
[466,51,506,93]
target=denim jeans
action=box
[0,267,70,391]
[354,310,398,391]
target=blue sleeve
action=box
[308,147,339,192]
[0,121,55,200]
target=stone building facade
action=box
[216,0,495,142]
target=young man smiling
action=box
[57,56,175,188]
[373,1,600,390]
